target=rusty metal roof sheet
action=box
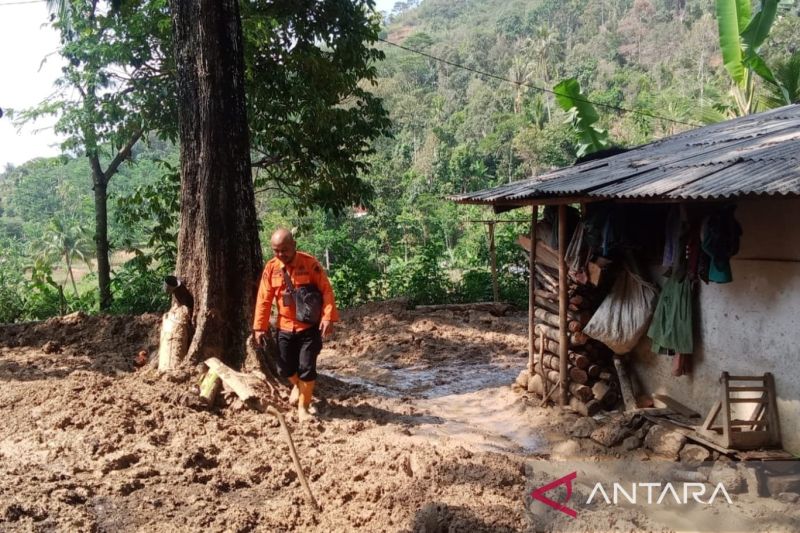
[452,104,800,205]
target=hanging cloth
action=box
[647,275,693,354]
[700,205,741,284]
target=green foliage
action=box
[243,0,391,214]
[109,254,170,315]
[6,0,800,323]
[116,161,179,266]
[385,243,453,305]
[453,269,493,303]
[553,78,610,158]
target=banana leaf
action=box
[553,78,609,158]
[715,0,751,84]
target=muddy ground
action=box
[0,301,797,532]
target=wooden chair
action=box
[699,372,782,450]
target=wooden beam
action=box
[558,203,569,407]
[527,205,537,376]
[488,221,499,303]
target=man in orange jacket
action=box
[253,228,339,421]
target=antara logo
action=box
[531,472,578,518]
[531,472,733,519]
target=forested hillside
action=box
[2,0,799,321]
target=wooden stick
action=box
[204,357,319,510]
[541,378,560,406]
[613,356,636,412]
[267,405,320,511]
[535,323,587,347]
[199,370,221,404]
[535,264,559,290]
[488,222,499,303]
[569,396,602,417]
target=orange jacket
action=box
[253,251,339,333]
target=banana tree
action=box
[712,0,790,118]
[553,78,610,158]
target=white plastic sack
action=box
[583,269,658,354]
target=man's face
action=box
[271,238,296,265]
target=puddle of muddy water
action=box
[328,361,545,454]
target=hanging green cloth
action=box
[647,276,693,354]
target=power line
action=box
[376,36,702,128]
[0,0,46,6]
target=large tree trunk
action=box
[170,0,262,368]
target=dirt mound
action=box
[0,312,161,375]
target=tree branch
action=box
[104,128,144,183]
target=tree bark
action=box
[92,171,112,310]
[170,0,262,368]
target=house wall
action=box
[632,198,800,454]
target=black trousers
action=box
[276,327,322,381]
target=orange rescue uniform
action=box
[252,251,339,333]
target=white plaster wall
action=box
[632,198,800,454]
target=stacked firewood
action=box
[522,236,620,415]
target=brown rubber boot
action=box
[288,374,300,404]
[297,380,316,422]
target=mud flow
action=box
[1,303,798,532]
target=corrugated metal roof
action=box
[452,104,800,205]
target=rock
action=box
[635,422,653,440]
[569,417,598,438]
[679,444,712,466]
[643,425,686,459]
[707,463,747,494]
[590,418,629,447]
[777,492,800,504]
[515,370,530,389]
[764,473,800,496]
[620,435,642,451]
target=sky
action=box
[0,0,398,170]
[0,0,65,169]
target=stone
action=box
[764,473,800,496]
[620,435,642,451]
[707,463,747,494]
[643,425,686,459]
[515,370,530,389]
[590,419,629,448]
[777,492,800,504]
[569,417,598,438]
[679,444,712,466]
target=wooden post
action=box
[488,221,499,303]
[527,206,537,375]
[558,204,569,407]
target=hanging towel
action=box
[647,276,693,354]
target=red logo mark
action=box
[531,471,578,518]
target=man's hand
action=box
[253,330,267,345]
[319,320,333,338]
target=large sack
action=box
[583,269,657,354]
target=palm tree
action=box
[508,56,535,115]
[37,219,93,298]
